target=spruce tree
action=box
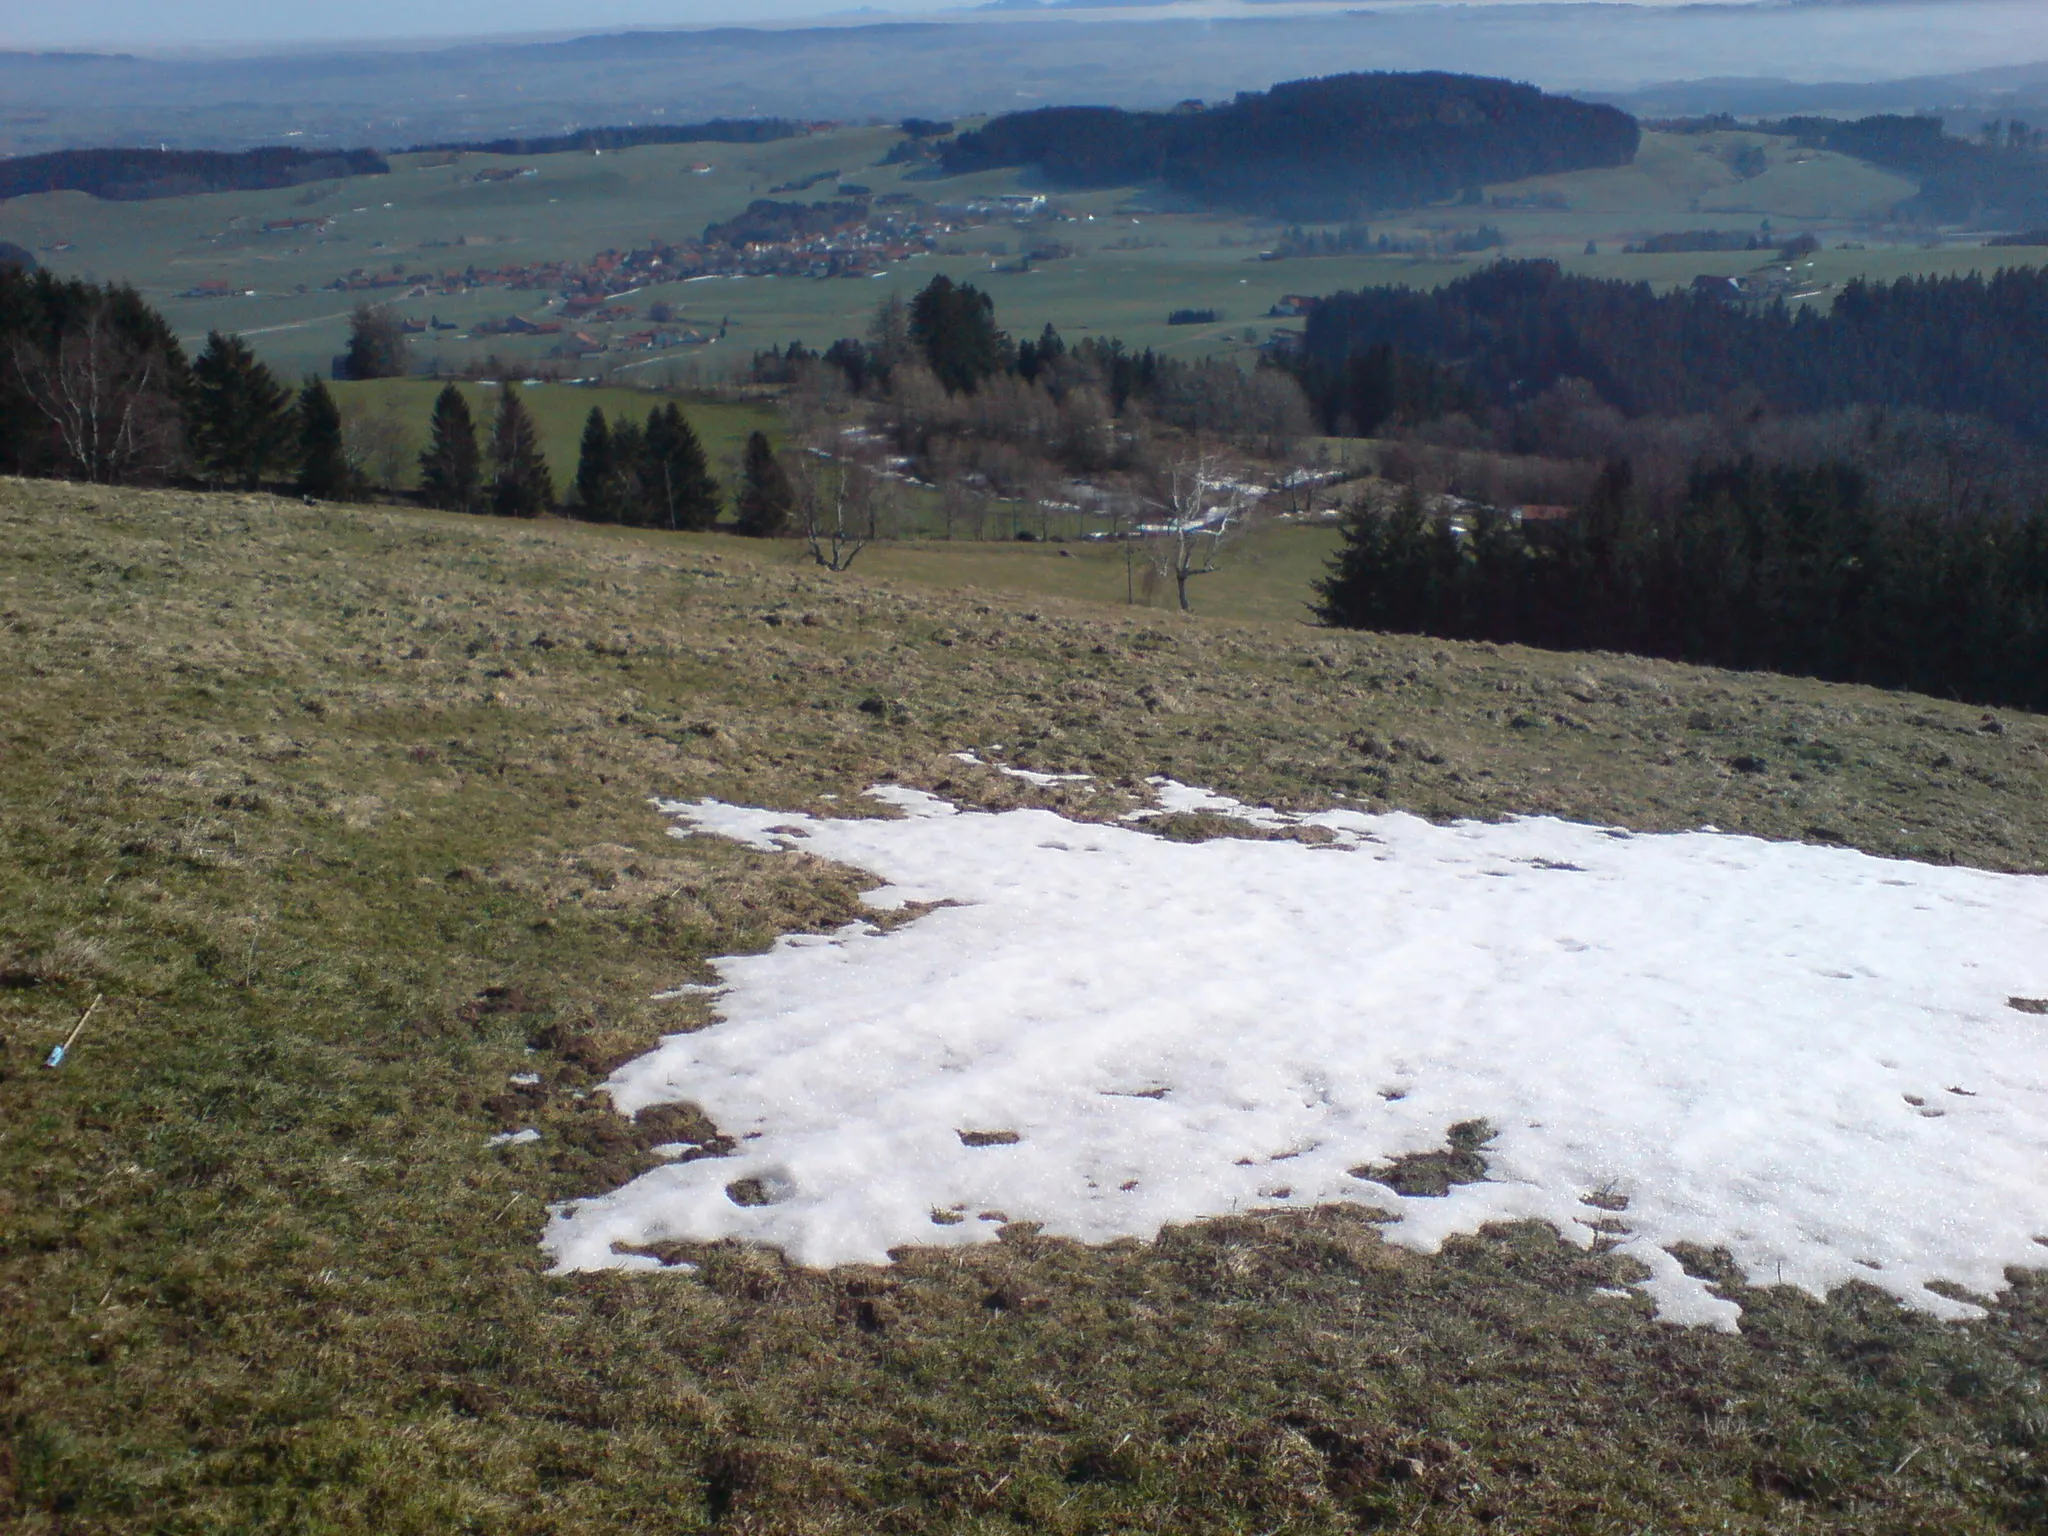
[418,384,482,512]
[732,430,794,537]
[572,406,618,522]
[910,275,1007,394]
[643,402,722,530]
[293,376,354,501]
[608,414,649,525]
[189,330,292,488]
[488,384,553,518]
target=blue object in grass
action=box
[44,994,103,1069]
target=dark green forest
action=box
[1777,114,2048,225]
[1318,461,2048,713]
[0,146,389,202]
[702,198,869,249]
[940,72,1640,218]
[1291,260,2048,446]
[407,119,801,158]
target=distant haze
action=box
[0,0,2017,53]
[5,0,2048,155]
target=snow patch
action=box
[952,750,1094,787]
[544,787,2048,1326]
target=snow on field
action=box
[543,781,2048,1328]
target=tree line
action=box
[757,275,1314,503]
[0,263,796,532]
[1775,115,2048,226]
[405,120,800,157]
[1318,458,2048,713]
[940,72,1640,220]
[1290,259,2048,447]
[0,147,388,203]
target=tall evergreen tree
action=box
[418,384,482,512]
[293,375,354,500]
[572,406,618,522]
[910,275,1007,394]
[488,384,553,518]
[189,330,291,488]
[643,402,722,530]
[865,291,913,386]
[732,430,794,537]
[608,415,648,523]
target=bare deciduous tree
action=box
[1146,452,1246,612]
[788,450,872,572]
[341,396,417,493]
[11,302,181,483]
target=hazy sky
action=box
[3,0,1779,52]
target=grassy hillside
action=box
[3,124,2042,385]
[3,480,2045,1532]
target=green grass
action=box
[806,520,1348,628]
[3,478,2047,1532]
[5,127,2043,385]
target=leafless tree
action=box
[11,302,181,483]
[341,395,417,493]
[789,451,872,572]
[1147,452,1246,612]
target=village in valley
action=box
[183,172,1064,363]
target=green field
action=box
[5,478,2046,1532]
[5,125,2044,385]
[811,520,1349,627]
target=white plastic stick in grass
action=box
[547,784,2048,1329]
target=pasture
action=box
[4,124,2045,385]
[4,478,2046,1531]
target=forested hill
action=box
[405,120,802,157]
[1777,115,2048,225]
[0,147,388,202]
[1292,260,2048,445]
[940,73,1640,218]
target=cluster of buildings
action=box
[313,196,999,308]
[292,196,1051,357]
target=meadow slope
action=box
[3,479,2046,1533]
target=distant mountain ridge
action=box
[940,72,1641,218]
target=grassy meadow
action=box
[4,125,2045,385]
[3,477,2046,1532]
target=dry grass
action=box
[2,476,2045,1533]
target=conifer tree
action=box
[418,384,482,512]
[732,430,794,537]
[643,402,721,530]
[488,384,553,518]
[293,375,353,500]
[910,275,1007,394]
[573,406,618,522]
[608,415,648,524]
[189,330,291,488]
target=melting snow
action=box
[543,783,2048,1328]
[951,750,1094,787]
